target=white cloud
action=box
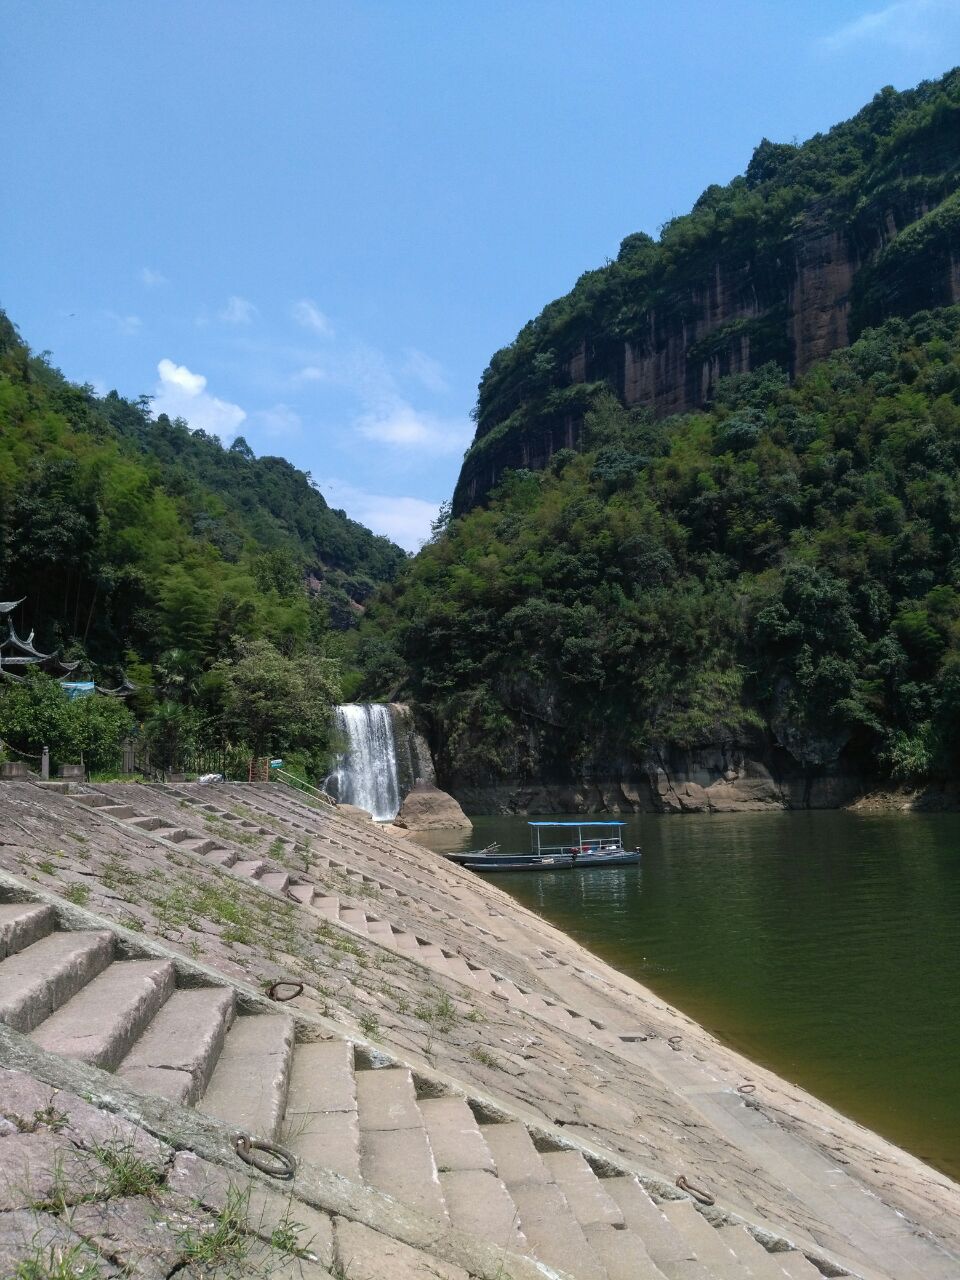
[320,479,439,551]
[219,295,258,325]
[254,403,302,437]
[105,311,142,336]
[403,347,449,394]
[820,0,949,51]
[139,267,168,287]
[295,365,326,383]
[292,298,334,337]
[153,358,246,439]
[357,402,472,455]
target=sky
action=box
[3,1,960,550]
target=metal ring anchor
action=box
[266,980,304,1003]
[676,1174,715,1205]
[667,1035,683,1051]
[235,1133,297,1180]
[737,1082,757,1094]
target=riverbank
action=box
[0,780,957,1279]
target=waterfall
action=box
[328,703,401,821]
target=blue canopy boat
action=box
[447,822,640,873]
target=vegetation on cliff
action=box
[456,68,960,513]
[0,312,401,772]
[363,307,960,786]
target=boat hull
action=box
[461,851,641,873]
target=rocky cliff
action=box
[454,72,960,513]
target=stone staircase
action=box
[74,787,626,1047]
[49,783,960,1280]
[0,886,828,1280]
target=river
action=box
[417,809,960,1180]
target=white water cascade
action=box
[328,703,401,821]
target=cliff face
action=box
[454,73,960,514]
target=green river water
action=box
[417,810,960,1180]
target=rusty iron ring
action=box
[667,1035,683,1051]
[737,1082,757,1095]
[235,1134,297,1180]
[266,980,304,1003]
[676,1174,715,1206]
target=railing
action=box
[271,768,338,808]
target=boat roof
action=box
[527,821,625,828]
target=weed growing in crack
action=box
[62,884,90,907]
[91,1141,164,1198]
[14,1240,105,1280]
[177,1184,252,1268]
[268,1203,317,1259]
[358,1011,380,1038]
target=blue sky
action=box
[4,1,959,549]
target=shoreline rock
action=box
[394,782,473,831]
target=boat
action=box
[454,822,640,874]
[442,842,500,865]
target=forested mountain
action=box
[0,310,404,676]
[455,69,960,515]
[364,305,960,801]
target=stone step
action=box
[0,902,55,960]
[462,965,498,994]
[355,1066,448,1221]
[284,1039,360,1180]
[439,955,475,984]
[540,1150,623,1227]
[74,793,111,808]
[204,848,237,867]
[661,1199,737,1278]
[356,1067,422,1131]
[179,837,220,855]
[30,958,175,1070]
[718,1227,794,1279]
[361,1125,448,1223]
[604,1178,699,1270]
[259,871,290,893]
[231,860,265,879]
[127,816,166,831]
[439,1168,527,1252]
[584,1224,668,1280]
[418,1096,495,1173]
[777,1249,826,1280]
[118,985,236,1103]
[339,907,369,929]
[155,827,191,843]
[480,1122,553,1184]
[198,1013,295,1141]
[286,883,315,906]
[363,919,393,939]
[100,804,139,819]
[0,929,114,1032]
[493,978,530,1008]
[312,896,340,920]
[388,931,421,951]
[507,1180,606,1280]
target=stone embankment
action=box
[0,779,957,1279]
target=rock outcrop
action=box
[395,782,473,831]
[454,73,960,513]
[447,743,866,815]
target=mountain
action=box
[454,69,960,515]
[368,306,960,809]
[0,311,405,670]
